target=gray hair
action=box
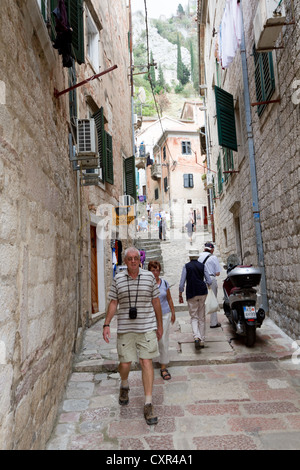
[124,246,140,260]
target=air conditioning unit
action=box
[77,119,97,156]
[81,172,100,186]
[253,0,286,51]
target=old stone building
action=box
[197,0,300,338]
[0,0,133,449]
[135,102,209,231]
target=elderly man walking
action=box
[198,242,222,328]
[179,248,212,350]
[103,247,163,425]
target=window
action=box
[50,0,85,64]
[222,147,234,183]
[214,85,237,151]
[155,188,159,200]
[217,154,223,195]
[182,141,191,155]
[200,126,206,154]
[164,176,168,192]
[92,107,114,185]
[253,46,275,117]
[183,174,194,188]
[69,62,77,130]
[87,9,100,71]
[124,156,136,201]
[163,146,166,160]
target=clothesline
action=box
[216,0,242,69]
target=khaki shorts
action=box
[117,330,159,363]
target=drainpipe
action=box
[74,170,82,352]
[128,0,136,165]
[240,1,269,314]
[201,90,215,240]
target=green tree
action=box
[147,50,156,87]
[177,4,185,16]
[181,62,190,86]
[177,34,190,86]
[177,34,183,83]
[189,40,198,91]
[157,64,165,88]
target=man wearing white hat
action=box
[179,248,212,350]
[198,242,222,328]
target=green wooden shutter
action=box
[69,63,77,122]
[68,0,84,64]
[124,156,136,201]
[215,86,237,151]
[40,0,47,21]
[217,154,223,194]
[50,0,84,64]
[105,131,114,185]
[92,107,105,182]
[50,0,57,39]
[183,174,189,188]
[253,46,275,117]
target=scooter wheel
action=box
[245,325,256,347]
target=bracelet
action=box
[103,324,110,328]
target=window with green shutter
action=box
[217,154,223,195]
[37,0,48,21]
[214,86,237,151]
[92,107,105,183]
[183,174,194,188]
[124,156,136,201]
[50,0,84,64]
[253,46,275,117]
[222,147,234,183]
[91,107,114,185]
[105,131,114,185]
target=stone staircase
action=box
[134,237,164,273]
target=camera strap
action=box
[127,274,140,308]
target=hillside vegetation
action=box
[132,2,199,119]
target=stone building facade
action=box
[135,103,209,231]
[198,0,300,338]
[0,0,133,449]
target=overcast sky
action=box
[131,0,177,19]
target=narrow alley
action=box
[0,0,299,452]
[46,230,300,451]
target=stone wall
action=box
[201,0,300,339]
[0,0,133,449]
[243,0,300,337]
[0,0,81,448]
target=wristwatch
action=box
[103,324,110,328]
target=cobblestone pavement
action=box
[46,230,300,451]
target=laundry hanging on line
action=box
[216,0,242,69]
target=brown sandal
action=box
[160,368,171,380]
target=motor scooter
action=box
[223,254,265,347]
